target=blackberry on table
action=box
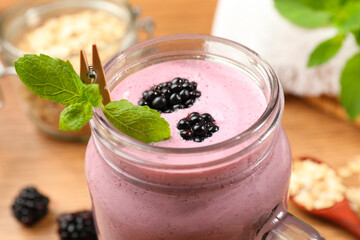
[11,186,49,226]
[138,77,201,113]
[57,210,97,240]
[177,112,219,142]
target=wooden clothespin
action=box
[80,44,111,104]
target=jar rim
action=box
[91,34,284,168]
[0,0,135,61]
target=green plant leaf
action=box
[308,34,346,67]
[80,84,102,107]
[102,100,171,143]
[59,102,93,131]
[14,54,83,106]
[333,0,360,32]
[299,0,342,12]
[274,0,333,28]
[340,52,360,120]
[352,30,360,46]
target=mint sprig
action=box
[274,0,360,120]
[14,54,171,143]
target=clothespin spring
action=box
[87,64,97,83]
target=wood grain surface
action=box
[1,0,360,239]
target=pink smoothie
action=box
[111,59,267,149]
[85,59,291,239]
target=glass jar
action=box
[85,34,324,239]
[0,0,153,140]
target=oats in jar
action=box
[15,9,127,141]
[17,10,126,70]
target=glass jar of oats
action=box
[0,0,153,141]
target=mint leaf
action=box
[274,0,333,28]
[59,102,93,131]
[352,30,360,46]
[340,52,360,120]
[80,84,102,107]
[14,54,83,106]
[102,100,171,143]
[299,0,342,12]
[308,34,345,67]
[333,1,360,32]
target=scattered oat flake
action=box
[338,167,353,178]
[347,156,360,174]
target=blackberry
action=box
[11,186,49,226]
[138,77,201,113]
[177,112,219,142]
[57,210,97,240]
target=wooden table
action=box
[1,0,359,239]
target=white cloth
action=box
[212,0,358,96]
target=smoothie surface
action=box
[111,59,267,148]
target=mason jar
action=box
[85,34,324,239]
[0,0,153,140]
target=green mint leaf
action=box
[351,30,360,46]
[299,0,342,12]
[333,1,360,32]
[340,52,360,120]
[274,0,333,28]
[102,100,171,143]
[80,84,102,107]
[14,54,83,106]
[59,102,93,131]
[308,34,345,67]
